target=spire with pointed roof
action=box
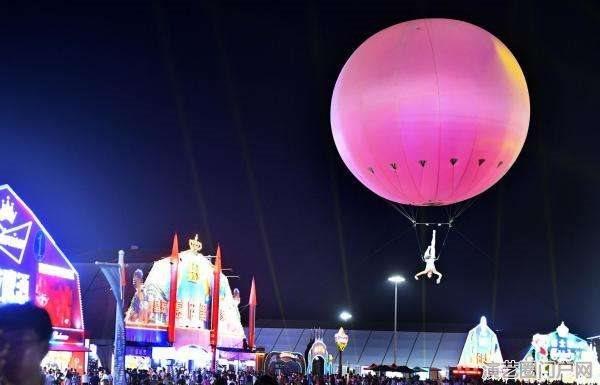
[248,277,257,350]
[167,233,180,344]
[171,233,179,259]
[249,277,257,306]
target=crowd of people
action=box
[124,368,260,385]
[121,370,600,385]
[1,303,598,385]
[41,367,114,385]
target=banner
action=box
[98,262,125,385]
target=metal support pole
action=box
[338,349,343,376]
[393,282,398,365]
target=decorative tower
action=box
[210,245,222,371]
[248,277,257,350]
[167,234,179,344]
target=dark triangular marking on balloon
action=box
[450,158,458,166]
[418,160,427,168]
[368,167,375,174]
[390,163,397,170]
[497,161,504,168]
[478,159,486,166]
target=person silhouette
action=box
[414,229,443,284]
[0,303,53,385]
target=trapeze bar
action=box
[413,222,453,227]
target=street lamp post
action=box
[334,327,349,376]
[387,275,405,365]
[336,311,352,375]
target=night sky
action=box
[1,1,599,339]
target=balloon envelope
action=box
[331,18,530,206]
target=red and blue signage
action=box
[0,184,85,352]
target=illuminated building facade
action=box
[458,316,503,368]
[124,235,249,370]
[0,185,87,372]
[523,322,600,383]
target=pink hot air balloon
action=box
[331,18,530,206]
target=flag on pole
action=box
[96,253,126,385]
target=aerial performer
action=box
[330,19,530,282]
[414,230,442,284]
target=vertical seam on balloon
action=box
[396,132,425,204]
[418,160,426,193]
[470,122,509,197]
[390,169,408,203]
[457,149,484,204]
[358,24,415,205]
[469,40,525,197]
[449,125,480,203]
[424,19,442,204]
[367,137,410,202]
[393,22,426,205]
[344,49,403,202]
[359,116,407,203]
[333,99,378,200]
[352,106,402,201]
[372,24,423,205]
[445,116,509,203]
[462,125,509,198]
[397,130,425,204]
[451,162,456,198]
[468,161,483,197]
[385,22,409,202]
[387,22,418,204]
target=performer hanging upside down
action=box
[415,229,443,284]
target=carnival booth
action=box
[124,235,254,370]
[522,322,600,383]
[306,329,333,376]
[0,185,87,372]
[264,351,306,376]
[451,316,502,378]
